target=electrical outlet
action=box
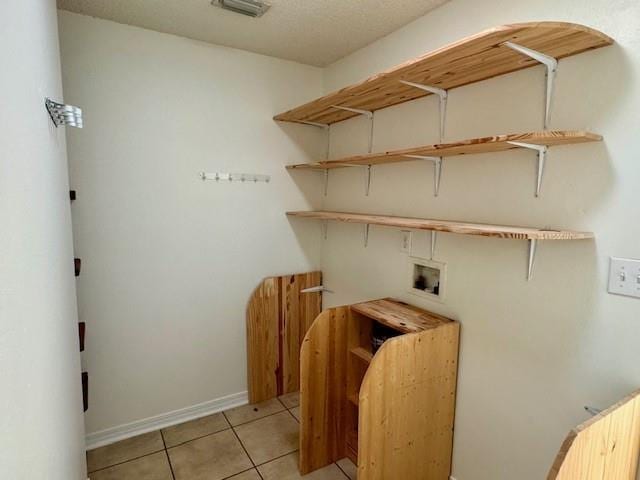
[400,230,412,254]
[608,257,640,299]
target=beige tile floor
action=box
[87,393,357,480]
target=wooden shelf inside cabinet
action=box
[274,22,612,125]
[287,210,594,241]
[286,131,602,170]
[300,299,460,479]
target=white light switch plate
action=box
[608,257,640,299]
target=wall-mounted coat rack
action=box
[45,98,83,128]
[199,172,271,183]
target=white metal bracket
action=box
[321,220,328,240]
[527,239,537,281]
[508,141,548,197]
[323,169,330,196]
[297,120,329,129]
[364,224,370,247]
[584,406,603,416]
[503,42,558,130]
[404,155,443,196]
[400,80,448,142]
[430,231,438,260]
[331,105,375,153]
[301,285,334,294]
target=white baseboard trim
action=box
[85,391,248,450]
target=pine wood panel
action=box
[274,22,612,125]
[286,131,602,170]
[351,298,454,333]
[246,277,280,404]
[287,210,594,240]
[548,389,640,480]
[246,272,322,404]
[299,306,350,474]
[358,322,460,480]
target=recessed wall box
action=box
[408,257,446,302]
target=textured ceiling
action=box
[57,0,449,66]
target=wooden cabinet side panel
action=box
[300,306,349,474]
[246,277,280,404]
[548,389,640,480]
[358,322,460,480]
[282,271,322,395]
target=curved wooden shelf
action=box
[286,131,601,170]
[274,22,612,125]
[286,210,594,240]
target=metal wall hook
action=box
[503,42,558,130]
[403,155,443,196]
[507,141,548,197]
[400,80,448,142]
[45,98,83,128]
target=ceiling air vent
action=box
[212,0,271,17]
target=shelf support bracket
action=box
[321,220,328,240]
[400,80,448,142]
[331,105,375,153]
[503,42,558,130]
[507,141,548,197]
[297,120,329,129]
[430,231,437,260]
[527,239,538,281]
[403,155,443,196]
[364,224,370,248]
[365,165,372,196]
[323,169,329,196]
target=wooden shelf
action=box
[352,299,454,334]
[286,210,594,241]
[274,22,612,125]
[286,131,601,170]
[350,346,373,364]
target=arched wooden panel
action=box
[246,272,322,404]
[548,389,640,480]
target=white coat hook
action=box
[403,155,443,196]
[503,42,558,130]
[508,141,548,197]
[430,231,437,260]
[400,80,448,142]
[527,239,538,281]
[364,224,370,247]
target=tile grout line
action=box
[159,429,176,480]
[224,411,266,480]
[87,448,166,474]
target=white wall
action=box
[57,12,324,439]
[0,1,86,479]
[318,1,640,479]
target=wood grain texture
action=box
[246,277,280,404]
[351,298,453,333]
[547,389,640,480]
[274,22,612,125]
[299,306,349,474]
[246,272,322,404]
[286,131,602,170]
[358,322,460,480]
[287,211,594,240]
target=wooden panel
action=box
[548,389,640,480]
[281,271,322,395]
[274,22,612,125]
[247,272,322,404]
[299,306,349,474]
[351,298,452,333]
[247,277,280,404]
[287,211,594,240]
[358,322,460,480]
[286,131,601,170]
